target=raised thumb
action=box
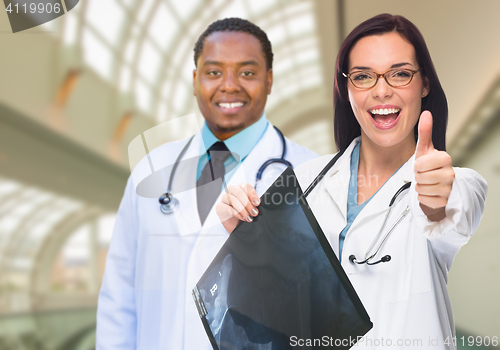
[416,110,434,159]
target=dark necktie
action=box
[196,141,231,225]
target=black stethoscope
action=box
[302,149,412,265]
[159,126,292,214]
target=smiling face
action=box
[347,32,429,152]
[193,31,272,140]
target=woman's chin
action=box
[363,134,414,151]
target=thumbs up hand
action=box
[414,111,455,221]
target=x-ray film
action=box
[193,167,373,350]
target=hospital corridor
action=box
[0,0,499,349]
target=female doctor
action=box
[217,14,487,349]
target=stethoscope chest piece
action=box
[159,192,179,214]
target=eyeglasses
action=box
[343,68,423,89]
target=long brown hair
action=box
[333,13,448,152]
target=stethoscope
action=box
[159,126,292,214]
[348,182,411,265]
[302,149,412,266]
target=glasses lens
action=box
[386,69,413,87]
[350,71,376,88]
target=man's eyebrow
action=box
[201,60,260,67]
[350,62,414,71]
[202,60,223,67]
[239,60,259,66]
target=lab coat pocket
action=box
[383,221,432,303]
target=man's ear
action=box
[267,68,273,95]
[192,69,197,96]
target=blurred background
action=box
[0,0,499,349]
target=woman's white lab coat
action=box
[96,125,317,349]
[294,137,487,350]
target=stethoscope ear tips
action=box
[381,255,391,263]
[349,255,356,264]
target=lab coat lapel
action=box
[323,139,360,220]
[171,132,203,236]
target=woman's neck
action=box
[357,133,416,179]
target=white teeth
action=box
[219,102,244,109]
[369,108,400,115]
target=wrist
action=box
[419,203,446,222]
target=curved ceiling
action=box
[51,0,324,126]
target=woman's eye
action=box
[353,73,371,81]
[392,70,411,78]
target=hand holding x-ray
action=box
[217,182,261,233]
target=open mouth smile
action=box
[369,107,401,130]
[217,101,245,113]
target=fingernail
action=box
[252,199,260,206]
[251,209,258,216]
[247,215,253,222]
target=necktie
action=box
[197,141,231,225]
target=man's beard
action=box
[215,121,245,134]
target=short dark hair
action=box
[333,13,448,152]
[193,17,273,70]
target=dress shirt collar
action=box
[200,113,269,160]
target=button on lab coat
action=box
[96,125,318,349]
[294,137,487,350]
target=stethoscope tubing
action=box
[158,135,195,214]
[160,126,290,214]
[360,182,411,262]
[352,205,410,265]
[254,126,292,189]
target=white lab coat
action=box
[294,137,487,350]
[96,125,318,350]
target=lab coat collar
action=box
[323,137,360,220]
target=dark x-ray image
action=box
[193,167,372,350]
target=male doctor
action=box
[96,18,317,349]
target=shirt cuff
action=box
[409,177,468,243]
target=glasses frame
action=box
[343,67,423,89]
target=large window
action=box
[55,0,324,123]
